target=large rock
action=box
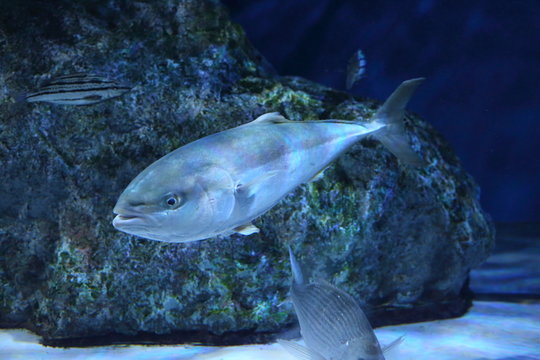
[0,0,494,346]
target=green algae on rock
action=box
[0,0,494,346]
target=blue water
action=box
[224,0,540,223]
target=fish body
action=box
[112,78,424,243]
[278,248,387,360]
[346,50,367,90]
[26,73,131,105]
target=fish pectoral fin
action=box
[277,339,327,360]
[249,112,291,124]
[233,223,260,236]
[235,170,280,198]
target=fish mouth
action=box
[115,214,139,221]
[112,211,145,229]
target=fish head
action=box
[112,159,236,243]
[341,336,385,360]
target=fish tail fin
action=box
[371,78,425,167]
[277,339,326,360]
[288,246,304,286]
[15,91,29,104]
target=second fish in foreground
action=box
[278,247,403,360]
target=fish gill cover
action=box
[0,0,494,346]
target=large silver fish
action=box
[278,247,403,360]
[26,73,131,105]
[112,78,424,243]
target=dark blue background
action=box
[223,0,540,223]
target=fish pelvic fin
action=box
[233,223,260,236]
[288,246,305,286]
[371,78,425,167]
[277,339,327,360]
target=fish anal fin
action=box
[249,112,290,124]
[382,335,404,353]
[307,168,327,183]
[233,223,260,236]
[277,339,326,360]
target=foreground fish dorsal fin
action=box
[288,246,305,286]
[277,339,327,360]
[233,223,260,235]
[249,112,291,124]
[382,335,404,353]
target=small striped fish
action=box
[26,73,131,105]
[346,49,367,90]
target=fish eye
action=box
[164,194,181,209]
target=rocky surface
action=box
[0,0,494,345]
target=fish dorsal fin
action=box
[277,339,327,360]
[288,246,305,286]
[53,72,90,79]
[233,223,260,236]
[249,112,290,124]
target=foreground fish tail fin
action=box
[277,339,327,360]
[382,335,405,353]
[288,246,305,286]
[371,78,425,167]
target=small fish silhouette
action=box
[26,73,131,105]
[346,50,367,90]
